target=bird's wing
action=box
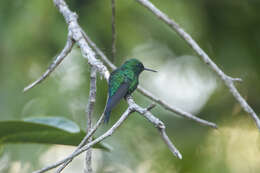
[106,82,130,111]
[108,70,125,96]
[104,81,129,123]
[107,70,130,110]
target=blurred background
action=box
[1,0,260,172]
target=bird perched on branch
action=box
[104,58,157,123]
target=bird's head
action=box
[121,58,157,75]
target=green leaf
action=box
[24,117,80,133]
[0,117,110,151]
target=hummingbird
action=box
[104,58,157,123]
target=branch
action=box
[56,67,98,173]
[111,0,116,61]
[33,107,134,173]
[40,100,181,173]
[55,112,104,173]
[136,0,260,131]
[53,0,110,81]
[23,34,74,92]
[84,67,97,173]
[35,100,179,173]
[83,32,217,129]
[127,98,182,159]
[137,87,217,128]
[35,100,169,173]
[82,32,116,70]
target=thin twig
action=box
[56,67,97,173]
[82,32,116,70]
[55,113,105,173]
[137,86,217,128]
[23,34,74,92]
[136,0,260,131]
[33,107,134,173]
[83,32,217,129]
[111,0,116,61]
[84,67,97,173]
[128,98,182,159]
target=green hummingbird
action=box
[104,58,157,123]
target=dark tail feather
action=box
[104,108,111,124]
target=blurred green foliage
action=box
[0,0,260,173]
[0,117,109,149]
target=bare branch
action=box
[33,108,134,173]
[137,86,217,128]
[23,34,74,92]
[34,99,178,173]
[56,67,98,173]
[55,113,104,173]
[84,67,97,173]
[83,33,217,129]
[53,0,110,81]
[136,0,260,131]
[82,32,116,70]
[111,0,116,61]
[128,98,182,159]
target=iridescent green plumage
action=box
[104,58,156,123]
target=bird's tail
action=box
[104,108,111,124]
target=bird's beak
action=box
[144,68,157,72]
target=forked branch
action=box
[55,113,105,173]
[128,98,182,159]
[33,107,134,173]
[34,101,177,173]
